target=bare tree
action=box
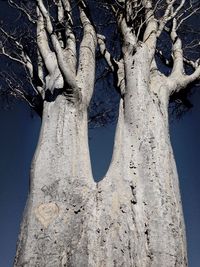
[0,0,200,266]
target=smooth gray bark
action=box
[14,96,97,266]
[14,45,187,267]
[95,44,187,267]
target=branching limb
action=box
[8,0,36,23]
[166,12,200,94]
[120,15,137,55]
[168,56,200,95]
[37,0,77,94]
[142,0,158,63]
[157,0,185,37]
[37,7,58,76]
[97,35,115,72]
[170,19,184,76]
[177,6,200,30]
[0,28,44,97]
[97,34,125,96]
[0,71,36,110]
[0,46,26,65]
[61,0,77,74]
[76,0,97,105]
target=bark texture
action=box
[96,44,187,267]
[15,96,97,266]
[15,44,187,267]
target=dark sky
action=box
[0,90,200,266]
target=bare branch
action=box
[157,0,185,37]
[61,0,77,73]
[177,6,200,30]
[170,19,184,76]
[0,46,26,65]
[8,0,36,23]
[142,1,158,62]
[97,34,125,96]
[76,0,97,104]
[97,34,115,72]
[37,0,78,94]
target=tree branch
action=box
[76,0,97,105]
[8,0,36,24]
[157,0,185,37]
[97,34,125,96]
[37,0,78,97]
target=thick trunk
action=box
[96,44,187,266]
[14,95,97,267]
[97,103,187,266]
[15,45,187,267]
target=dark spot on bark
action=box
[131,199,137,204]
[147,253,153,260]
[74,209,81,214]
[96,228,100,233]
[120,206,126,213]
[130,184,137,204]
[144,229,150,245]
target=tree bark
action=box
[14,46,187,267]
[96,44,187,266]
[14,95,97,267]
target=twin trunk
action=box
[14,47,187,267]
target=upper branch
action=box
[0,26,43,96]
[37,0,77,92]
[97,34,125,96]
[76,1,97,105]
[170,19,184,76]
[8,0,36,23]
[142,0,158,62]
[157,0,185,37]
[61,0,77,74]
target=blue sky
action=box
[0,89,200,266]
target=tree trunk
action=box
[14,95,97,266]
[14,44,187,267]
[96,44,187,266]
